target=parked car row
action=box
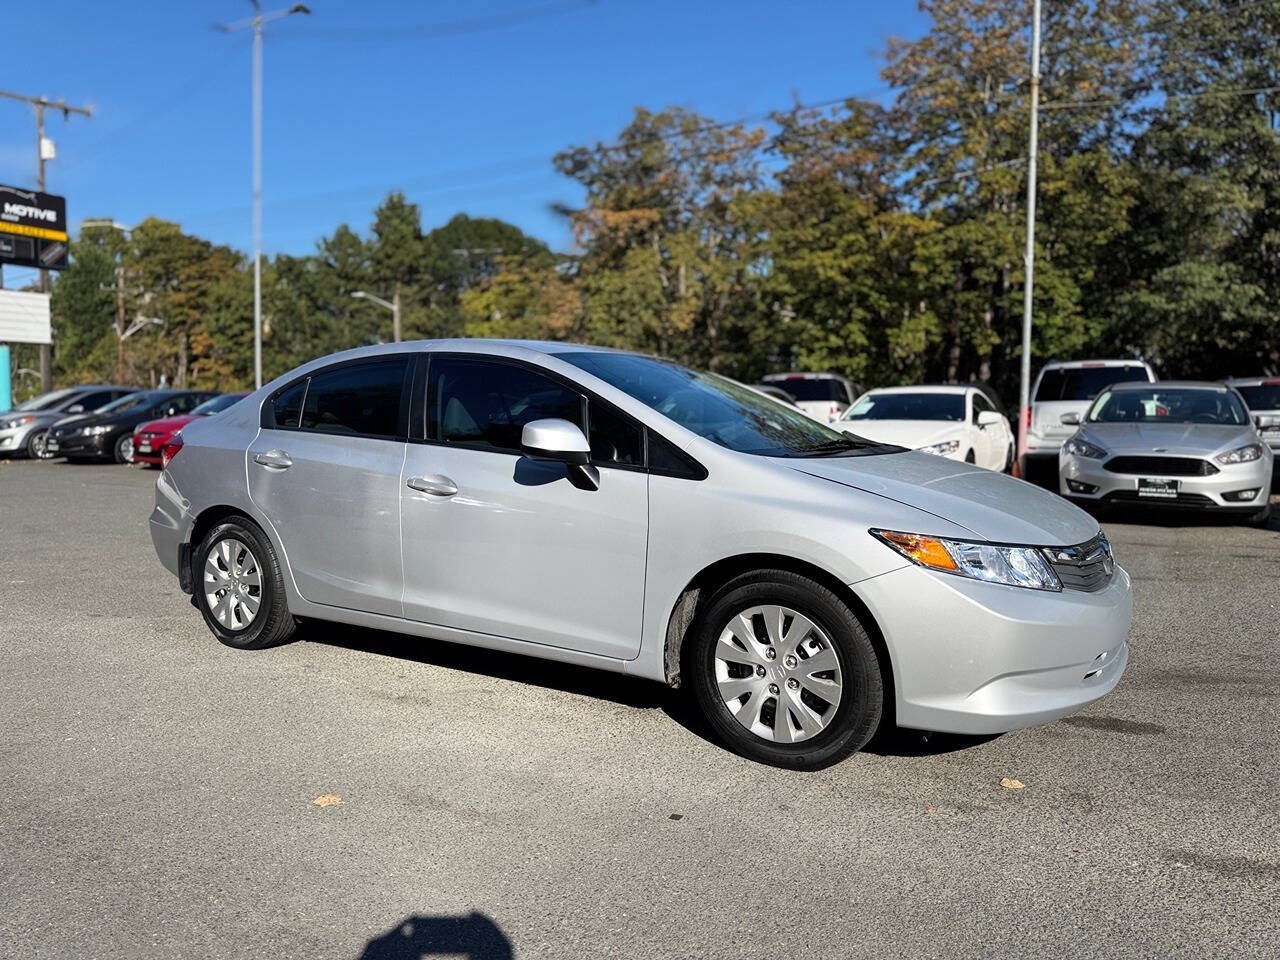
[1,385,246,466]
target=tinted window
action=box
[1034,365,1149,402]
[301,359,408,438]
[563,352,881,458]
[429,357,581,451]
[1088,387,1247,425]
[588,400,643,466]
[71,390,123,411]
[191,394,245,416]
[767,378,847,402]
[843,393,965,422]
[271,380,306,429]
[98,392,155,415]
[648,431,704,479]
[1236,385,1280,410]
[165,393,206,415]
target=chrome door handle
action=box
[253,449,293,469]
[407,474,458,497]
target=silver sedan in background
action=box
[1059,381,1273,524]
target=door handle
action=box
[253,449,293,469]
[407,474,458,497]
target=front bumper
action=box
[45,431,114,459]
[1059,451,1273,511]
[856,562,1132,735]
[0,422,40,455]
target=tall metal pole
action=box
[252,11,264,389]
[1017,0,1042,474]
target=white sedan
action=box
[835,385,1015,472]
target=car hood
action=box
[785,451,1098,546]
[837,420,963,450]
[1080,422,1257,457]
[136,414,197,435]
[50,411,103,431]
[3,408,67,427]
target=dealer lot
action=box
[2,461,1278,959]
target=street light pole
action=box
[350,290,400,343]
[217,2,311,389]
[1017,0,1042,475]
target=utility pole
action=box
[1017,0,1042,475]
[217,2,311,389]
[0,90,92,392]
[81,220,138,383]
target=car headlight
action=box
[81,424,114,436]
[1216,443,1263,465]
[2,416,35,429]
[871,529,1062,591]
[919,439,961,456]
[1064,436,1107,459]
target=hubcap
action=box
[203,538,263,632]
[713,604,843,744]
[118,436,134,463]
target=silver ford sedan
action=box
[150,340,1131,769]
[1059,381,1273,525]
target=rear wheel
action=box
[113,434,134,464]
[690,570,883,769]
[194,517,296,649]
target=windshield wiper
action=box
[800,438,865,457]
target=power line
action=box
[1041,83,1280,112]
[283,0,601,42]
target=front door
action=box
[400,355,648,660]
[247,356,410,617]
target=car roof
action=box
[1040,358,1151,370]
[761,371,851,382]
[1107,380,1226,391]
[862,384,971,396]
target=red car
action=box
[132,392,249,467]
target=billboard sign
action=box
[0,289,52,345]
[0,185,69,271]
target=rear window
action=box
[1034,365,1149,402]
[301,358,408,438]
[1235,384,1280,410]
[768,378,847,403]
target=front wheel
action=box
[113,433,135,464]
[690,570,884,769]
[26,430,48,459]
[194,517,296,649]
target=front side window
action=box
[1088,388,1247,425]
[98,392,155,415]
[429,357,582,452]
[300,358,408,438]
[563,352,884,458]
[72,390,123,411]
[843,392,965,423]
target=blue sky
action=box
[2,0,927,278]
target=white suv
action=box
[760,373,859,423]
[1024,359,1155,478]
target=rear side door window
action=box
[299,358,410,439]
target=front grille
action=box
[1104,456,1217,476]
[1104,490,1216,508]
[1042,533,1114,593]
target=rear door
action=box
[247,356,412,617]
[399,354,649,659]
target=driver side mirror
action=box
[521,418,599,490]
[1060,412,1081,426]
[977,410,1003,427]
[67,404,84,413]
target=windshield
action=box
[1235,384,1280,411]
[97,392,153,415]
[1088,388,1248,425]
[14,388,79,411]
[1035,365,1149,402]
[765,378,847,403]
[562,353,886,457]
[843,393,964,422]
[191,394,245,416]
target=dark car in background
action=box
[132,392,250,467]
[0,385,137,460]
[45,389,217,464]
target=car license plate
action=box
[46,439,59,450]
[1138,478,1179,499]
[138,442,152,453]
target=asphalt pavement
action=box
[1,459,1277,959]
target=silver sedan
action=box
[149,340,1132,769]
[1059,381,1273,524]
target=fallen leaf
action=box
[1000,778,1025,790]
[924,805,937,813]
[312,794,343,807]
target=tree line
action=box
[22,0,1280,404]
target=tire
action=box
[25,430,48,459]
[690,570,884,770]
[113,433,135,464]
[193,516,296,650]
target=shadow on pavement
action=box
[359,913,512,960]
[865,726,1002,757]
